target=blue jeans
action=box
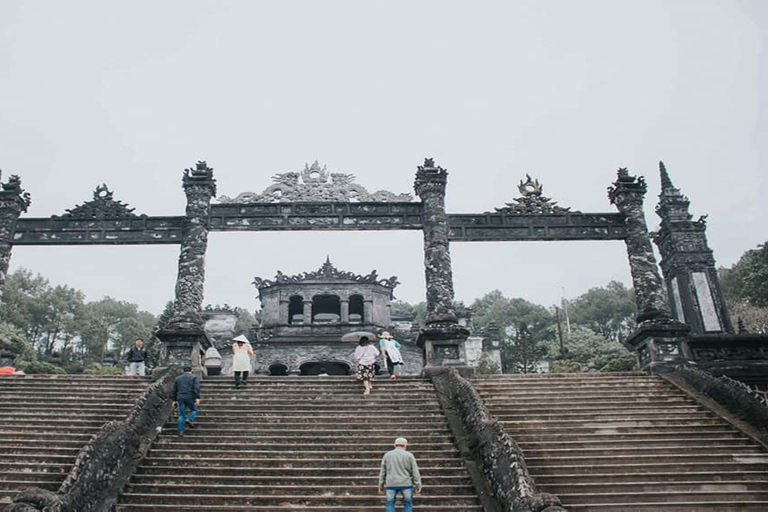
[385,487,413,512]
[177,400,198,433]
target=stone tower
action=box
[653,161,733,334]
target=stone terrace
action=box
[0,374,150,504]
[117,375,482,511]
[474,372,768,511]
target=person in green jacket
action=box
[378,437,422,512]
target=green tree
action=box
[79,298,142,364]
[566,281,636,342]
[471,291,555,373]
[719,242,768,307]
[389,300,427,326]
[544,327,635,372]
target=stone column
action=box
[340,299,350,324]
[156,161,216,370]
[0,174,31,304]
[279,299,289,324]
[608,167,690,371]
[608,168,670,323]
[303,300,313,324]
[363,299,373,324]
[413,159,470,374]
[414,158,458,325]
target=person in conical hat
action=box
[379,331,404,380]
[232,335,253,389]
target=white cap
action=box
[394,437,408,446]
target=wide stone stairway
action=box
[0,374,150,504]
[116,375,482,511]
[474,372,768,511]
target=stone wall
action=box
[430,367,564,512]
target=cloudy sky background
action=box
[1,0,766,315]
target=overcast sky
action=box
[1,0,766,316]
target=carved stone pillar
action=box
[608,168,670,323]
[157,161,216,370]
[279,299,289,324]
[653,162,733,334]
[303,300,313,325]
[0,174,31,304]
[414,158,458,325]
[340,299,350,324]
[609,167,690,371]
[414,158,469,373]
[363,299,373,324]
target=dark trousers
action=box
[234,371,249,388]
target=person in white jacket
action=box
[354,337,379,395]
[232,335,253,389]
[379,331,404,380]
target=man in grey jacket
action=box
[172,365,200,437]
[378,437,422,512]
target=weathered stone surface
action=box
[0,173,30,304]
[169,161,216,326]
[608,168,670,322]
[414,158,458,325]
[217,160,413,203]
[431,368,564,512]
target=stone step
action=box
[0,376,149,383]
[473,380,669,389]
[0,454,76,463]
[482,396,694,406]
[162,418,449,427]
[539,481,768,495]
[199,396,440,404]
[116,505,483,512]
[147,448,460,459]
[526,453,768,466]
[155,440,457,451]
[476,372,649,379]
[560,490,768,504]
[534,471,768,484]
[136,465,472,477]
[141,456,462,468]
[502,418,724,428]
[126,483,477,496]
[565,502,768,511]
[197,404,442,413]
[498,407,708,421]
[154,427,452,438]
[528,461,768,476]
[0,408,131,417]
[0,462,73,474]
[522,437,756,449]
[118,492,479,507]
[0,473,62,483]
[0,444,82,453]
[522,445,764,458]
[129,474,472,486]
[505,425,738,436]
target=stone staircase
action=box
[116,375,482,511]
[0,374,150,504]
[474,372,768,511]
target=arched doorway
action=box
[349,294,364,324]
[299,361,350,376]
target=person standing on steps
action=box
[379,331,404,380]
[232,335,253,389]
[172,365,200,437]
[125,338,149,376]
[378,437,422,512]
[354,336,379,395]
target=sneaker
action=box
[185,420,196,429]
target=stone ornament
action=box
[495,174,573,214]
[218,161,413,203]
[59,184,140,219]
[253,257,399,290]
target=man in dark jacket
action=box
[172,365,200,437]
[125,339,149,376]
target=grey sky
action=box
[1,0,766,316]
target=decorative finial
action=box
[423,158,435,168]
[659,161,674,191]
